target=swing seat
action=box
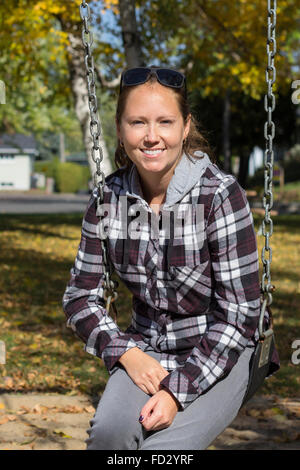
[242,329,275,406]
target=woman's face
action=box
[116,81,191,177]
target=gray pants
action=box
[85,345,254,450]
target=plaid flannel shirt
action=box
[62,152,279,410]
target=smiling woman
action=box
[116,81,191,208]
[114,67,213,170]
[62,66,279,450]
[114,67,214,212]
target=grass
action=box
[0,212,299,398]
[247,180,300,202]
[272,181,300,202]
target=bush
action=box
[247,144,300,189]
[34,158,90,193]
[246,167,264,191]
[55,162,90,193]
[282,144,300,183]
[34,159,57,179]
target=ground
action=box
[0,200,299,451]
[0,393,299,450]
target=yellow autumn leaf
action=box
[53,429,72,438]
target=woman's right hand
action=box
[118,347,170,395]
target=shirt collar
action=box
[123,150,212,208]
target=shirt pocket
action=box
[167,262,212,315]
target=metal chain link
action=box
[79,0,276,328]
[79,1,119,322]
[261,0,276,309]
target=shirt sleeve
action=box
[62,191,142,374]
[159,178,261,410]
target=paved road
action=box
[1,192,300,215]
[0,393,299,450]
[0,192,90,214]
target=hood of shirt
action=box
[125,150,212,208]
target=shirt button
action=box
[168,266,176,279]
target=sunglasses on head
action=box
[119,67,187,97]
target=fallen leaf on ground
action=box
[20,438,36,446]
[16,410,28,415]
[53,429,72,438]
[246,409,261,418]
[262,407,285,418]
[0,415,16,425]
[60,405,83,413]
[2,377,14,388]
[33,404,42,414]
[7,415,16,421]
[84,406,95,413]
[0,416,9,425]
[19,406,31,414]
[281,400,300,417]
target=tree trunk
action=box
[238,147,251,189]
[64,28,113,179]
[59,133,65,163]
[222,88,232,174]
[118,0,144,67]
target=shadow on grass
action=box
[1,213,299,398]
[253,214,300,234]
[0,213,83,240]
[272,269,300,284]
[0,214,132,396]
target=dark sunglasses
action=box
[119,67,187,97]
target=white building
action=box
[0,134,39,190]
[249,146,264,177]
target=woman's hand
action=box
[118,347,170,395]
[139,389,180,432]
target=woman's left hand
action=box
[139,389,180,432]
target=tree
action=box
[100,0,299,184]
[0,1,114,177]
[141,0,300,184]
[1,0,299,186]
[118,0,144,68]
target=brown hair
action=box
[114,69,215,170]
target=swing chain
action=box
[79,1,119,322]
[261,0,277,308]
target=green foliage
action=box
[55,162,90,193]
[282,163,300,184]
[246,168,264,190]
[248,144,300,190]
[282,144,300,183]
[1,0,299,183]
[34,158,58,179]
[34,158,90,193]
[98,88,118,168]
[285,144,300,162]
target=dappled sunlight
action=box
[0,213,299,398]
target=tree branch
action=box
[194,2,250,62]
[94,66,122,89]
